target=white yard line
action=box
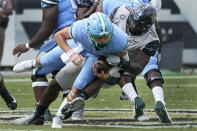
[4,75,197,82]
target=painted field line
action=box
[46,122,197,129]
[4,75,197,82]
[1,109,197,114]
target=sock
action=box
[36,103,47,115]
[55,99,68,119]
[122,83,138,104]
[152,86,165,104]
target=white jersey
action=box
[111,5,159,51]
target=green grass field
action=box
[0,72,197,131]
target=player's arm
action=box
[0,0,13,17]
[154,21,162,53]
[77,3,99,19]
[96,0,103,12]
[13,3,58,57]
[54,26,85,66]
[76,0,100,20]
[94,50,129,79]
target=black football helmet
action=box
[127,3,157,36]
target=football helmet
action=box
[127,3,156,36]
[87,12,114,50]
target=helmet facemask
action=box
[127,4,156,36]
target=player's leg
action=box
[13,39,57,72]
[52,62,83,128]
[117,73,148,121]
[142,52,171,123]
[0,73,17,110]
[52,53,98,128]
[0,27,5,63]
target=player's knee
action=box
[144,69,164,89]
[31,75,48,88]
[36,52,46,65]
[48,78,62,91]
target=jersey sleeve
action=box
[41,0,58,8]
[69,20,85,42]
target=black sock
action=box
[35,104,47,115]
[78,90,89,100]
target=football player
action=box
[12,0,99,121]
[65,0,171,124]
[0,0,17,110]
[13,12,130,127]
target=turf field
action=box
[0,72,197,131]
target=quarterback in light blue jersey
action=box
[13,12,128,127]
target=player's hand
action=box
[12,43,29,57]
[70,53,85,66]
[93,64,110,79]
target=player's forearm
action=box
[28,5,58,48]
[96,0,103,12]
[155,21,163,53]
[54,28,71,53]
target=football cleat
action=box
[13,112,44,125]
[0,74,17,110]
[13,60,34,73]
[155,101,172,123]
[44,109,52,121]
[71,106,84,120]
[0,89,17,110]
[52,115,64,128]
[13,114,35,125]
[133,96,149,121]
[61,97,85,116]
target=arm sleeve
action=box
[69,20,84,42]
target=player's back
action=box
[70,19,128,56]
[54,0,77,33]
[103,0,150,15]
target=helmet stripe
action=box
[97,13,106,32]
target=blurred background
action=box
[1,0,197,72]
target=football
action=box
[94,56,112,74]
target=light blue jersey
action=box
[53,0,77,34]
[103,0,150,15]
[34,0,78,76]
[70,18,128,55]
[41,0,77,34]
[69,18,128,90]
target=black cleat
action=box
[0,74,17,110]
[61,97,85,117]
[13,113,44,125]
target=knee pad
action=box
[31,75,48,88]
[144,69,164,87]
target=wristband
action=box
[67,49,76,59]
[25,42,31,49]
